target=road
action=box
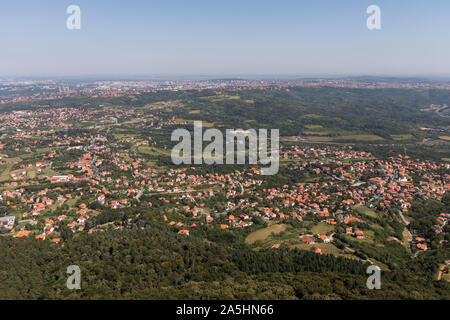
[135,188,145,202]
[216,180,245,216]
[396,209,414,254]
[435,105,450,118]
[437,261,450,281]
[398,210,410,226]
[390,169,398,184]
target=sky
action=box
[0,0,449,78]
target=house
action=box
[111,200,119,209]
[316,234,330,243]
[97,194,105,203]
[416,243,427,251]
[302,236,314,244]
[15,230,30,238]
[35,233,46,240]
[355,230,364,239]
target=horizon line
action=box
[2,74,450,81]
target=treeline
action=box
[232,247,368,275]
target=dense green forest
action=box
[0,220,448,300]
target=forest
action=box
[0,208,449,300]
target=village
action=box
[0,104,449,271]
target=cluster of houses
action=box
[0,105,447,253]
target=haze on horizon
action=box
[1,0,449,77]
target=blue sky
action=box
[0,0,449,77]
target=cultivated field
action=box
[245,223,287,244]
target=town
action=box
[0,99,448,275]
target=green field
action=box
[391,134,414,141]
[201,94,241,102]
[335,134,384,141]
[245,224,287,244]
[304,134,384,142]
[175,118,215,127]
[304,124,324,130]
[443,273,450,282]
[137,146,171,156]
[0,157,22,182]
[299,114,325,120]
[354,205,378,218]
[65,198,79,207]
[311,222,335,235]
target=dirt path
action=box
[437,262,450,281]
[397,210,414,254]
[437,265,446,281]
[402,228,412,244]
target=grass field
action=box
[335,134,384,141]
[65,198,78,207]
[302,126,350,136]
[354,205,378,218]
[443,273,450,282]
[311,222,335,235]
[303,131,335,136]
[7,166,41,180]
[0,157,22,182]
[137,146,171,157]
[304,124,324,130]
[245,224,287,244]
[304,134,384,142]
[391,134,414,141]
[201,94,241,102]
[299,114,325,120]
[175,118,215,127]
